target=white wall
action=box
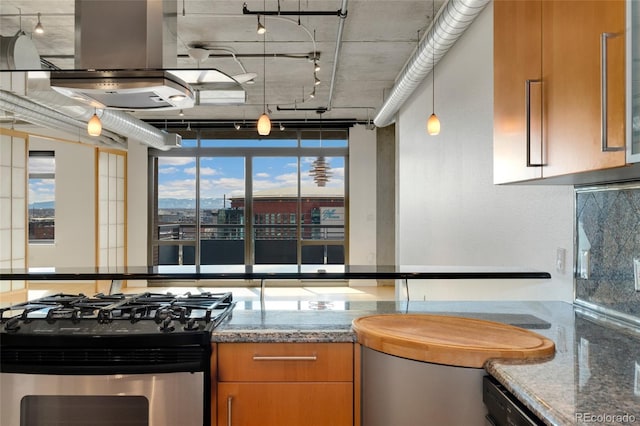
[348,125,377,269]
[126,139,149,286]
[28,136,96,268]
[396,3,574,301]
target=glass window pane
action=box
[157,157,196,241]
[199,157,245,265]
[253,157,298,264]
[301,156,345,241]
[28,151,55,243]
[300,130,348,147]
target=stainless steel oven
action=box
[1,371,204,426]
[0,292,235,426]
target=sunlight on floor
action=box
[25,284,395,302]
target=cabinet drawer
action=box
[218,382,353,426]
[217,342,353,382]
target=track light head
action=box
[34,12,44,34]
[257,15,266,34]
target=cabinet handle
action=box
[525,79,544,167]
[601,32,624,152]
[227,396,233,426]
[252,355,318,361]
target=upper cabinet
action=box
[494,0,627,184]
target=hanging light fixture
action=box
[257,15,266,34]
[87,108,102,137]
[427,0,440,136]
[309,114,332,187]
[257,12,271,136]
[34,12,44,34]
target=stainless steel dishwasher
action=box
[362,347,487,426]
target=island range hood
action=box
[50,0,195,110]
[50,69,195,110]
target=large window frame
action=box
[148,129,349,268]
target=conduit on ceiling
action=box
[373,0,490,128]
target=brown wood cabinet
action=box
[213,342,358,426]
[494,0,626,184]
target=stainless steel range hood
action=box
[50,70,195,110]
[50,0,195,110]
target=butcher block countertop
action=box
[351,314,555,368]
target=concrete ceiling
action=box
[0,0,444,129]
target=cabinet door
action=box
[493,0,544,184]
[218,382,353,426]
[542,0,626,177]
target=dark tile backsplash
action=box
[575,183,640,320]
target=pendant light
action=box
[257,11,271,136]
[427,0,441,136]
[257,15,266,34]
[87,108,102,136]
[34,12,44,34]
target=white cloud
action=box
[158,166,178,174]
[158,157,195,167]
[255,172,270,178]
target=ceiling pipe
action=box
[373,0,490,128]
[326,0,349,112]
[23,83,179,151]
[0,90,123,147]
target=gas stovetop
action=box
[0,291,235,337]
[1,292,234,374]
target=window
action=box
[28,151,55,243]
[149,130,348,269]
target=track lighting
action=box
[87,109,102,137]
[314,74,321,86]
[34,12,44,34]
[314,60,320,72]
[309,89,316,99]
[234,122,241,130]
[279,122,285,131]
[178,109,184,117]
[257,15,266,34]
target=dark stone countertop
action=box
[212,300,640,425]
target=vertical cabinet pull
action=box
[601,32,624,152]
[525,79,544,167]
[227,396,233,426]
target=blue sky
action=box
[158,155,345,200]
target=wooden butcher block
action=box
[352,314,555,368]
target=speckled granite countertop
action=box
[212,300,640,425]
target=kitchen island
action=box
[213,300,640,426]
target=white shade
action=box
[257,113,271,135]
[427,113,440,136]
[88,113,102,136]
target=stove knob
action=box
[183,318,200,331]
[159,317,175,333]
[4,317,21,333]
